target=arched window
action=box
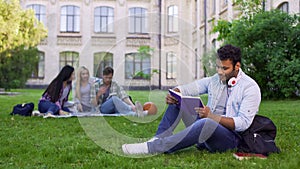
[31,51,45,78]
[94,52,113,78]
[277,2,289,13]
[166,52,177,79]
[125,53,150,79]
[59,51,79,69]
[167,5,178,33]
[129,7,147,34]
[60,5,80,32]
[94,6,114,33]
[27,4,46,26]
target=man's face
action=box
[216,59,239,84]
[103,73,113,85]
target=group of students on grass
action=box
[37,44,277,156]
[38,65,147,118]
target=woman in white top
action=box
[74,66,95,112]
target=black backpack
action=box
[10,103,34,116]
[237,115,280,156]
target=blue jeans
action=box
[148,104,241,153]
[100,96,135,115]
[38,100,70,115]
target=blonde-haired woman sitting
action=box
[74,66,96,112]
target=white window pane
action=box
[174,6,178,15]
[67,16,73,31]
[101,17,107,32]
[108,17,114,32]
[174,17,178,32]
[61,6,66,15]
[129,17,134,33]
[142,17,147,33]
[61,16,66,31]
[75,16,80,32]
[95,16,100,32]
[108,8,113,16]
[136,18,141,32]
[95,7,100,15]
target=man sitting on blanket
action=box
[91,66,146,116]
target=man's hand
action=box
[166,88,180,105]
[195,106,235,130]
[97,85,108,97]
[195,106,212,118]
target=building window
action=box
[166,52,176,79]
[31,51,45,78]
[168,5,178,33]
[129,7,147,34]
[94,52,113,78]
[60,5,80,33]
[94,6,114,33]
[27,4,46,26]
[278,2,289,13]
[59,51,79,69]
[125,53,150,79]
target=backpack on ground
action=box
[10,102,34,116]
[237,115,280,156]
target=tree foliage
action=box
[213,10,300,98]
[0,0,47,90]
[0,46,39,89]
[0,0,47,53]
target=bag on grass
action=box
[237,115,280,156]
[10,102,34,116]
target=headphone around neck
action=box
[228,77,238,87]
[227,70,241,87]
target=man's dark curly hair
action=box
[103,66,114,76]
[217,44,241,66]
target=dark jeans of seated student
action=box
[38,100,70,115]
[100,96,135,115]
[148,104,241,153]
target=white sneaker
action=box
[43,113,56,119]
[32,110,41,116]
[122,142,149,155]
[147,136,159,142]
[135,101,144,117]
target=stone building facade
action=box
[20,0,299,89]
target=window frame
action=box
[94,52,113,78]
[277,2,289,13]
[27,4,47,26]
[125,53,151,79]
[94,6,114,33]
[167,5,179,33]
[128,7,148,34]
[31,51,45,79]
[166,52,177,79]
[59,51,79,70]
[60,5,80,33]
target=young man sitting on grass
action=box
[122,44,261,154]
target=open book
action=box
[168,89,204,115]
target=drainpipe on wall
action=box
[158,0,162,89]
[203,0,207,77]
[204,0,207,56]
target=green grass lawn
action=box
[0,89,299,169]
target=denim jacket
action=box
[178,69,261,132]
